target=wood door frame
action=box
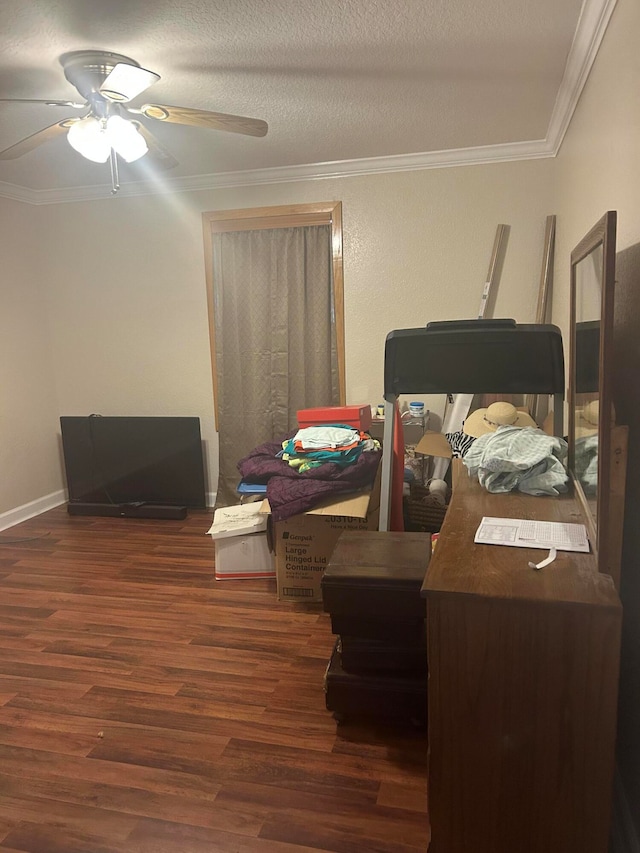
[202,202,345,430]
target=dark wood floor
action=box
[0,507,429,853]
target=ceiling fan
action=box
[0,50,268,193]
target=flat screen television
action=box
[60,416,207,518]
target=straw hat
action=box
[575,399,599,438]
[463,401,537,438]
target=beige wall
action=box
[0,197,61,517]
[36,159,555,497]
[551,0,640,338]
[551,0,640,835]
[4,0,637,517]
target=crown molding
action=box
[0,0,616,206]
[546,0,617,155]
[0,139,555,205]
[0,179,38,204]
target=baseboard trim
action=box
[1,490,214,532]
[0,490,67,532]
[611,766,640,853]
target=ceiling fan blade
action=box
[99,63,160,103]
[134,123,179,170]
[137,104,268,137]
[0,98,86,108]
[0,119,76,160]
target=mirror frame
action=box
[568,210,617,574]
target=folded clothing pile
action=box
[238,425,381,521]
[280,424,379,472]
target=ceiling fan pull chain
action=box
[109,148,119,195]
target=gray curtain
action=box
[212,224,339,506]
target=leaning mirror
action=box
[568,211,617,575]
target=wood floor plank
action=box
[87,725,229,774]
[258,813,428,853]
[125,816,336,853]
[0,677,91,702]
[377,780,429,812]
[0,745,221,801]
[0,791,139,841]
[0,708,230,770]
[0,507,430,852]
[0,816,19,843]
[1,822,130,853]
[220,736,424,788]
[0,722,97,757]
[0,636,49,652]
[0,771,262,836]
[0,660,184,696]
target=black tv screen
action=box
[60,416,206,509]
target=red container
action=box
[297,405,372,431]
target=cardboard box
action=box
[207,503,275,581]
[414,431,464,489]
[414,430,452,459]
[262,471,381,602]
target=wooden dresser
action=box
[422,463,621,853]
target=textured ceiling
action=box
[0,0,588,196]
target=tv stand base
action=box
[67,502,188,520]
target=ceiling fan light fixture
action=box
[1,50,267,174]
[66,115,110,163]
[99,63,160,103]
[105,115,148,162]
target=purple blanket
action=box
[237,437,381,521]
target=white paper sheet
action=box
[474,516,589,553]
